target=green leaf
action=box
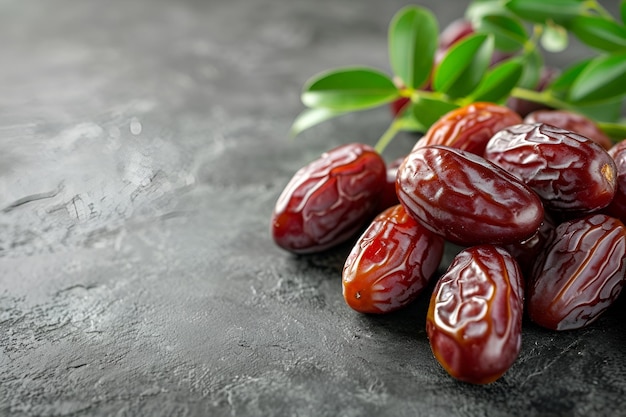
[395,102,428,132]
[469,58,524,102]
[412,97,460,128]
[301,67,400,111]
[517,48,543,90]
[571,99,623,124]
[289,108,350,137]
[505,0,584,25]
[433,33,494,98]
[541,21,569,52]
[548,58,592,94]
[466,0,513,27]
[388,5,439,89]
[475,14,528,52]
[569,52,626,103]
[597,122,626,140]
[570,16,626,52]
[621,0,626,25]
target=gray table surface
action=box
[2,0,626,416]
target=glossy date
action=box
[396,145,544,245]
[485,123,617,213]
[271,143,386,254]
[412,102,523,156]
[527,214,626,331]
[342,204,445,314]
[524,109,613,150]
[426,245,524,384]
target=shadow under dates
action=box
[266,234,626,417]
[292,237,626,394]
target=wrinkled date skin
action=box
[485,123,617,213]
[342,204,445,314]
[524,109,613,150]
[396,145,544,246]
[528,214,626,331]
[604,141,626,223]
[271,143,386,254]
[412,102,523,156]
[426,245,525,384]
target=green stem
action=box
[583,0,614,19]
[374,118,404,154]
[597,122,626,142]
[510,87,573,110]
[511,88,626,141]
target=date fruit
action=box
[527,214,626,331]
[524,109,613,150]
[342,204,445,314]
[271,143,386,254]
[412,102,523,156]
[426,245,524,384]
[396,145,544,246]
[485,123,617,213]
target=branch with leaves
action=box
[290,0,626,153]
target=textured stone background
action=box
[1,0,625,416]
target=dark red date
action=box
[524,109,613,150]
[342,204,445,314]
[485,123,617,213]
[271,143,386,254]
[412,102,523,156]
[527,214,626,331]
[396,145,544,246]
[427,245,524,384]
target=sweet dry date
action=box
[524,109,613,150]
[412,102,523,156]
[271,143,386,254]
[485,123,617,213]
[426,245,524,384]
[342,204,445,314]
[527,214,626,331]
[396,145,544,245]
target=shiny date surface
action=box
[427,245,525,384]
[396,145,544,246]
[413,102,523,156]
[524,109,613,150]
[342,204,445,314]
[485,123,617,213]
[527,214,626,331]
[271,143,386,254]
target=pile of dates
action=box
[270,102,626,385]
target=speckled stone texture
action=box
[1,0,625,416]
